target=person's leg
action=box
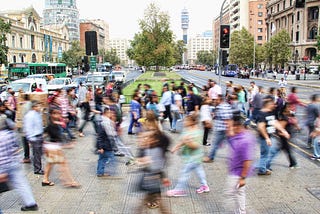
[128,114,135,133]
[208,131,226,160]
[43,163,53,183]
[236,178,246,214]
[202,126,210,145]
[8,165,37,207]
[78,120,88,134]
[31,140,43,173]
[266,137,281,170]
[174,163,194,190]
[22,136,30,161]
[194,163,208,186]
[307,125,315,148]
[167,106,173,128]
[313,136,320,158]
[97,151,108,175]
[258,137,270,173]
[281,136,297,167]
[224,175,238,213]
[105,151,117,176]
[171,111,177,130]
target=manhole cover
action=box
[307,187,320,200]
[153,72,166,77]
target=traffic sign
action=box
[90,56,96,70]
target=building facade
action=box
[43,0,80,41]
[0,7,69,64]
[108,38,131,66]
[266,0,319,62]
[249,0,269,45]
[229,0,250,32]
[187,34,213,65]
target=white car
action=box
[9,78,48,95]
[47,77,72,92]
[110,71,126,83]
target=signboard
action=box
[90,56,96,70]
[58,46,63,59]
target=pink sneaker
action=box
[166,189,187,197]
[196,185,210,194]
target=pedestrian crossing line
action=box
[289,141,313,157]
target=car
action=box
[109,70,126,83]
[9,78,48,95]
[47,77,73,93]
[85,74,108,90]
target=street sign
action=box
[90,56,96,70]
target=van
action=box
[9,78,48,95]
[110,70,126,83]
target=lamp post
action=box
[218,0,228,86]
[250,13,256,72]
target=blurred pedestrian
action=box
[159,85,173,130]
[200,96,213,146]
[225,111,255,214]
[167,113,210,197]
[20,94,32,163]
[23,100,44,175]
[128,93,142,135]
[0,102,39,211]
[42,107,80,188]
[203,95,233,163]
[135,112,171,212]
[256,98,290,176]
[305,94,319,149]
[170,86,183,133]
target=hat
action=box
[31,100,40,107]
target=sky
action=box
[1,0,225,39]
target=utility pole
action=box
[218,0,228,86]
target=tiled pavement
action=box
[1,114,320,214]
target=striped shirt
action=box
[214,102,233,131]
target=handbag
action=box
[44,143,65,164]
[0,174,10,193]
[139,172,161,193]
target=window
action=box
[258,12,263,17]
[297,11,300,21]
[309,26,318,39]
[292,14,294,24]
[20,37,23,48]
[12,35,15,48]
[258,20,263,25]
[258,36,263,41]
[283,1,286,10]
[258,28,263,33]
[31,35,35,49]
[296,31,299,42]
[258,4,263,9]
[277,4,280,12]
[290,0,293,6]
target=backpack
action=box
[171,92,175,104]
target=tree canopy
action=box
[127,3,175,71]
[196,50,215,66]
[61,41,84,68]
[102,48,121,65]
[0,18,11,65]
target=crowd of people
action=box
[0,76,319,213]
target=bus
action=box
[222,64,238,77]
[8,62,67,81]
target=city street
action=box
[1,104,320,214]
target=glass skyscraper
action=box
[43,0,80,41]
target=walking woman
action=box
[42,107,80,188]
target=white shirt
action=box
[208,84,222,99]
[278,80,287,88]
[200,104,212,122]
[171,94,182,111]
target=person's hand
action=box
[98,149,104,154]
[266,138,272,146]
[238,178,246,188]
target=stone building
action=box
[0,6,69,64]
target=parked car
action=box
[47,77,73,93]
[109,70,126,83]
[26,74,55,82]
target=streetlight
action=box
[250,13,256,72]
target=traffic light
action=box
[221,50,229,66]
[220,25,230,49]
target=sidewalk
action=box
[251,77,320,89]
[1,116,320,214]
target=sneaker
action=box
[125,159,135,166]
[97,174,111,178]
[114,151,125,157]
[22,158,31,163]
[202,157,214,163]
[289,165,300,169]
[167,189,187,197]
[257,170,272,176]
[21,204,38,211]
[196,185,210,194]
[79,133,85,137]
[310,155,320,160]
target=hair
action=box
[291,87,297,93]
[184,112,198,126]
[311,94,318,102]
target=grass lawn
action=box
[122,71,182,103]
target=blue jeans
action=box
[208,130,227,160]
[96,150,116,175]
[258,137,272,173]
[175,162,207,190]
[313,136,320,158]
[5,164,37,207]
[128,113,140,133]
[171,111,181,130]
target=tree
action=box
[269,29,291,69]
[229,28,254,67]
[316,34,320,61]
[172,40,186,65]
[0,18,11,65]
[103,49,120,65]
[61,41,84,68]
[196,50,214,66]
[127,3,175,71]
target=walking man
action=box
[23,100,44,175]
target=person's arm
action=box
[238,160,252,188]
[274,120,290,139]
[257,122,272,146]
